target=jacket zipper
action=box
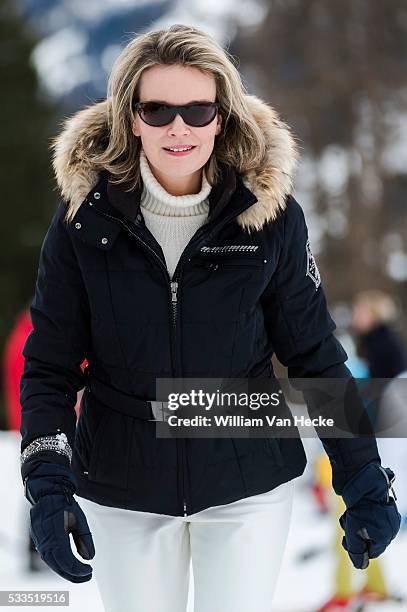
[170,278,188,516]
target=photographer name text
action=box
[165,415,334,428]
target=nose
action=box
[167,112,190,134]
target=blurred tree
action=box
[0,0,58,429]
[234,0,407,335]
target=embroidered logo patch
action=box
[305,239,321,290]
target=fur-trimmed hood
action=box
[51,94,299,232]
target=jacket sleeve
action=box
[260,195,381,495]
[20,201,91,482]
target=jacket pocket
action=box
[87,409,133,490]
[264,437,284,467]
[191,255,265,270]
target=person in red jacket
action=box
[3,303,87,431]
[3,304,32,432]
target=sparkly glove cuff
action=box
[20,433,72,467]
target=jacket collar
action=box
[68,164,254,253]
[52,94,299,233]
[105,160,241,226]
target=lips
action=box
[162,145,197,156]
[163,145,195,149]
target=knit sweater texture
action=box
[138,148,212,279]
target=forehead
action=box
[138,64,216,103]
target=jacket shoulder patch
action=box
[305,239,321,290]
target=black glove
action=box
[24,462,95,583]
[339,462,401,569]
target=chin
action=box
[161,159,201,172]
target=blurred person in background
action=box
[352,290,407,380]
[352,290,407,527]
[19,24,401,612]
[3,305,86,431]
[3,304,32,433]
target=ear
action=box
[215,112,222,136]
[132,118,140,137]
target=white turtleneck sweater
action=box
[138,148,212,279]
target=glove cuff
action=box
[23,462,78,505]
[342,462,396,509]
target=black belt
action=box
[86,375,168,422]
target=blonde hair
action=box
[65,24,267,209]
[353,290,400,324]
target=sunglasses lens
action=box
[138,103,218,127]
[139,102,174,127]
[182,104,218,127]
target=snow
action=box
[25,0,267,99]
[318,145,350,197]
[149,0,266,33]
[1,431,406,611]
[386,251,407,282]
[66,0,163,24]
[381,109,407,174]
[30,27,93,97]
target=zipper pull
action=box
[24,477,36,505]
[171,281,178,303]
[378,465,397,502]
[389,473,397,501]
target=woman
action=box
[19,24,400,612]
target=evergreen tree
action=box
[0,0,57,428]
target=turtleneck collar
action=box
[139,147,211,217]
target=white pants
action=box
[76,479,295,612]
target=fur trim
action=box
[51,95,299,232]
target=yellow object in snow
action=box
[315,454,332,490]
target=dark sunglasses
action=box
[134,101,220,127]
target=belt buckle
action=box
[150,400,169,422]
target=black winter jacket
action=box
[20,97,380,515]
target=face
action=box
[351,302,375,333]
[132,64,222,194]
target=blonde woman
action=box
[20,25,400,612]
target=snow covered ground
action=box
[1,431,406,611]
